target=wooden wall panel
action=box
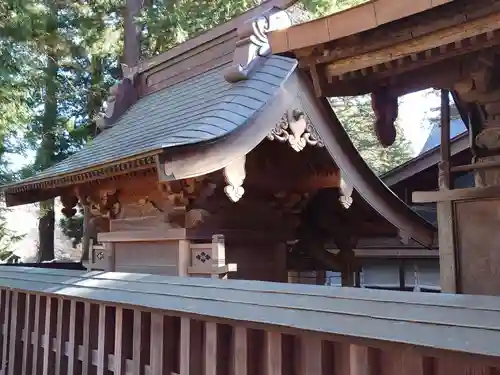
[455,199,500,295]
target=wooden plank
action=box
[132,309,142,375]
[42,297,52,375]
[114,307,124,375]
[381,347,426,375]
[149,312,164,375]
[263,331,281,375]
[413,185,500,203]
[98,228,189,243]
[1,290,10,374]
[350,345,380,375]
[97,304,106,375]
[21,294,32,375]
[7,291,22,375]
[204,322,217,375]
[67,300,77,375]
[54,298,64,375]
[298,334,323,375]
[232,327,247,375]
[82,302,91,375]
[179,317,190,375]
[31,294,41,375]
[325,12,500,79]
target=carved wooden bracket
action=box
[60,194,79,218]
[371,87,398,148]
[267,109,324,152]
[224,7,291,83]
[87,189,122,219]
[223,156,246,202]
[339,174,354,209]
[159,177,217,227]
[96,64,140,131]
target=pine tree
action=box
[331,96,413,175]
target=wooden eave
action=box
[269,0,454,54]
[3,154,158,206]
[269,0,500,97]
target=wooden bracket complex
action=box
[224,7,291,82]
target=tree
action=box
[331,96,413,175]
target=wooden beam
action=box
[269,0,456,54]
[325,12,500,77]
[413,185,500,203]
[320,54,472,97]
[287,0,500,67]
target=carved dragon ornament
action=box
[224,7,292,83]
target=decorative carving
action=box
[60,194,79,218]
[96,64,139,130]
[223,156,246,202]
[159,177,217,227]
[88,190,122,219]
[475,127,500,150]
[267,109,324,151]
[339,173,354,209]
[185,209,210,229]
[195,251,211,263]
[371,87,398,148]
[224,8,291,82]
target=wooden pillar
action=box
[437,90,500,295]
[436,89,460,293]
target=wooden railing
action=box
[0,266,500,375]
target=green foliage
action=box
[59,207,84,248]
[331,96,414,175]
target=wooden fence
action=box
[0,266,500,375]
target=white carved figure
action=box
[339,173,354,209]
[223,156,246,202]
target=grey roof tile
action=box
[18,56,297,184]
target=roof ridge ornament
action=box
[267,109,324,152]
[224,7,291,83]
[96,63,140,131]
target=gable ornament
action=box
[224,7,291,83]
[96,64,140,131]
[267,109,324,152]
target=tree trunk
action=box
[123,0,143,66]
[37,0,58,262]
[80,205,91,262]
[38,199,55,261]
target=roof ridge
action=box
[135,0,298,75]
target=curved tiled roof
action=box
[10,56,297,185]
